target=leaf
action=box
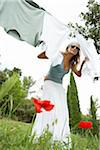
[0,73,19,100]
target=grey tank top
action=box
[47,60,69,84]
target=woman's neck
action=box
[62,52,74,70]
[63,52,74,62]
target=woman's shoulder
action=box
[51,52,63,66]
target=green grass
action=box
[0,118,32,150]
[0,118,99,150]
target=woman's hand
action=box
[71,57,89,77]
[84,57,89,63]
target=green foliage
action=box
[0,72,19,100]
[14,99,35,123]
[80,0,100,53]
[67,72,81,131]
[79,99,100,137]
[89,96,100,136]
[0,68,35,120]
[23,76,35,91]
[81,114,92,121]
[0,71,7,86]
[90,95,97,119]
[0,72,26,118]
[68,0,100,54]
[91,118,100,136]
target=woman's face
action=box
[67,44,80,55]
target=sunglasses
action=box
[70,45,80,51]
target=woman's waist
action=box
[44,75,62,84]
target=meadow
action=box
[0,118,99,150]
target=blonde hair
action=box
[66,42,80,65]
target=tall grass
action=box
[0,73,19,100]
[0,118,99,150]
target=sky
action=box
[0,0,100,117]
[33,0,88,24]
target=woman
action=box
[32,42,86,145]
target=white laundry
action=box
[0,0,44,46]
[0,26,37,77]
[39,13,70,61]
[76,33,100,79]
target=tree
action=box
[23,76,36,92]
[89,95,100,136]
[68,0,100,53]
[90,95,97,119]
[0,71,7,86]
[0,68,35,117]
[67,72,81,131]
[0,72,19,100]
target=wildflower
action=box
[78,121,92,129]
[32,98,54,113]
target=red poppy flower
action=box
[78,121,92,129]
[32,98,42,113]
[32,98,54,113]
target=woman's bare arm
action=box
[71,59,86,77]
[37,51,48,59]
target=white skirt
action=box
[32,80,70,143]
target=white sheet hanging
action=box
[0,26,37,76]
[39,13,70,62]
[76,33,100,79]
[36,14,100,79]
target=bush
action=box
[90,118,100,137]
[13,99,36,123]
[77,114,100,137]
[0,97,36,123]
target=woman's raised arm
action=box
[37,51,48,59]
